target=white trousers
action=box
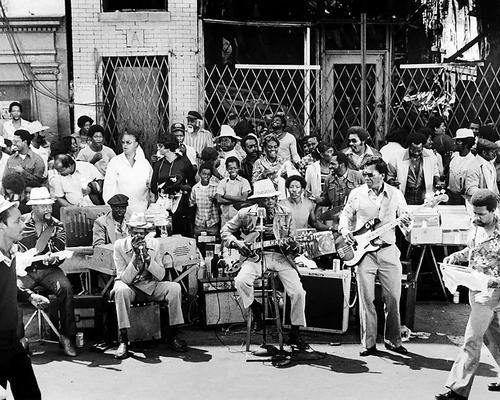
[357,244,402,349]
[113,280,184,329]
[234,251,306,326]
[446,288,500,397]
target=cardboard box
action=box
[442,230,469,246]
[438,205,471,230]
[408,205,440,228]
[407,227,442,244]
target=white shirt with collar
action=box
[2,118,30,141]
[52,161,101,206]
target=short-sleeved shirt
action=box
[77,145,116,178]
[189,182,220,228]
[216,175,251,222]
[52,161,101,206]
[4,149,45,184]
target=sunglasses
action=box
[348,139,360,143]
[361,171,376,178]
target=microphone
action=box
[257,207,266,218]
[138,244,146,264]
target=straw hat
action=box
[27,121,50,135]
[218,125,240,141]
[0,195,18,214]
[248,179,281,199]
[454,128,474,140]
[26,187,55,206]
[126,213,154,229]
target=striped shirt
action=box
[184,128,214,158]
[189,181,220,228]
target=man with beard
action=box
[436,190,500,400]
[184,111,213,163]
[270,114,300,165]
[1,102,30,141]
[239,133,260,185]
[342,126,381,171]
[388,131,440,205]
[17,187,77,357]
[221,178,308,349]
[215,125,245,177]
[0,196,47,399]
[92,194,129,247]
[77,125,116,178]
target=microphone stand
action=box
[258,210,267,348]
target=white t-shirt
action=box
[52,161,101,206]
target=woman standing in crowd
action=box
[103,130,152,215]
[74,115,93,150]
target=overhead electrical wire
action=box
[0,2,102,108]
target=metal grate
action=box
[321,60,387,147]
[96,56,170,158]
[389,63,499,134]
[201,64,319,139]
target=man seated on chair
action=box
[17,187,77,357]
[221,178,309,350]
[112,213,187,359]
[92,194,129,247]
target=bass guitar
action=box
[335,193,448,267]
[16,248,74,277]
[223,231,297,274]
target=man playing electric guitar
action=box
[221,179,309,350]
[339,157,412,357]
[16,187,77,357]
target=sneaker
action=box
[287,332,310,351]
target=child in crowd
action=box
[216,157,251,226]
[189,164,220,238]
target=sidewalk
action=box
[10,302,499,400]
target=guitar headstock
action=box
[423,190,449,208]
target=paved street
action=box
[4,302,499,400]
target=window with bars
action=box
[102,0,168,12]
[98,55,170,159]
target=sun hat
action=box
[26,187,55,206]
[248,179,281,199]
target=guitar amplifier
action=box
[283,268,351,333]
[198,277,246,326]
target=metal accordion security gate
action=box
[96,55,170,158]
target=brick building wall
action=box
[71,0,201,135]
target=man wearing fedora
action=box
[221,179,309,350]
[447,128,477,205]
[92,194,129,247]
[17,187,77,357]
[0,195,47,399]
[112,213,187,359]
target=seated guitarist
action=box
[16,187,77,357]
[338,157,412,357]
[221,178,309,350]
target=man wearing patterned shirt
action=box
[17,187,77,357]
[437,190,500,400]
[189,164,220,238]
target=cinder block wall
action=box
[71,0,200,132]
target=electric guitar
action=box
[335,193,448,267]
[223,231,297,274]
[16,248,74,277]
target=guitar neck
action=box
[249,239,285,251]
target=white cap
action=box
[454,128,474,140]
